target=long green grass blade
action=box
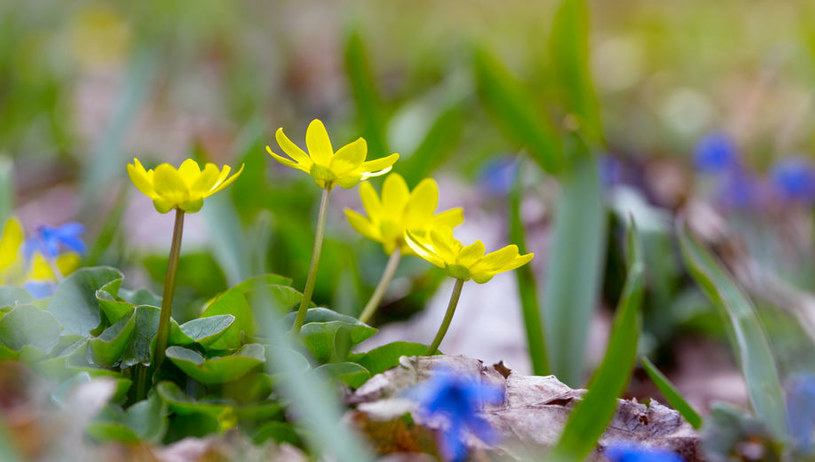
[547,0,602,143]
[0,156,13,224]
[543,151,607,386]
[509,162,548,376]
[251,287,372,462]
[472,47,563,175]
[398,105,462,187]
[344,29,389,158]
[550,221,644,461]
[678,221,788,439]
[640,356,703,429]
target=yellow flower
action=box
[127,158,244,214]
[266,119,399,189]
[0,217,23,284]
[28,253,81,281]
[344,173,464,256]
[405,227,533,283]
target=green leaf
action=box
[547,0,602,143]
[678,222,788,439]
[156,381,232,418]
[0,287,33,308]
[118,288,161,307]
[178,315,235,349]
[282,308,377,363]
[509,165,548,375]
[96,286,135,324]
[344,28,389,158]
[201,275,295,350]
[543,154,607,386]
[221,372,273,405]
[120,306,161,368]
[315,362,371,388]
[47,267,123,336]
[234,400,285,422]
[352,341,428,376]
[640,356,703,429]
[202,193,251,286]
[0,304,61,352]
[473,46,563,174]
[550,221,644,461]
[89,310,137,368]
[123,392,168,443]
[166,344,266,385]
[398,104,463,187]
[251,421,302,446]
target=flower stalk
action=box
[427,278,465,355]
[292,186,332,332]
[153,208,185,370]
[358,247,401,324]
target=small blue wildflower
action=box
[24,223,86,261]
[694,132,739,174]
[785,372,815,454]
[410,366,504,462]
[599,154,623,186]
[717,170,764,211]
[23,281,55,299]
[770,158,815,205]
[605,441,684,462]
[479,157,518,196]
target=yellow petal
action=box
[331,137,367,174]
[457,240,486,268]
[344,209,381,242]
[56,252,81,276]
[275,128,312,166]
[177,159,201,186]
[127,158,156,198]
[28,253,54,280]
[404,178,439,225]
[359,154,399,179]
[211,163,244,195]
[152,197,175,214]
[267,146,311,173]
[0,218,23,271]
[191,163,221,195]
[153,164,189,204]
[429,229,458,265]
[404,230,445,268]
[359,181,382,217]
[381,173,410,214]
[431,208,464,229]
[335,173,362,189]
[305,119,334,166]
[477,245,520,270]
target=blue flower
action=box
[717,170,765,211]
[23,223,86,261]
[410,367,504,462]
[23,281,55,299]
[599,154,623,186]
[479,157,518,196]
[694,132,739,174]
[770,158,815,205]
[605,441,684,462]
[786,372,815,454]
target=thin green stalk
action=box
[358,247,401,324]
[134,364,148,402]
[427,278,465,355]
[293,187,332,332]
[153,208,185,370]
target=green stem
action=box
[135,364,148,401]
[358,247,401,324]
[427,278,465,355]
[292,187,332,332]
[153,208,185,371]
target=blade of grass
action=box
[549,221,644,461]
[509,160,548,376]
[473,46,563,175]
[344,29,389,157]
[398,104,463,187]
[547,0,602,143]
[0,156,13,224]
[543,149,607,386]
[250,286,371,462]
[678,220,788,439]
[640,355,703,429]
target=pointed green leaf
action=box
[96,287,134,324]
[47,267,123,336]
[0,304,61,353]
[473,46,563,174]
[678,221,788,439]
[550,222,644,461]
[543,154,607,386]
[281,308,377,363]
[89,310,137,368]
[166,344,266,385]
[121,306,161,368]
[640,356,703,429]
[345,28,389,157]
[179,314,235,348]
